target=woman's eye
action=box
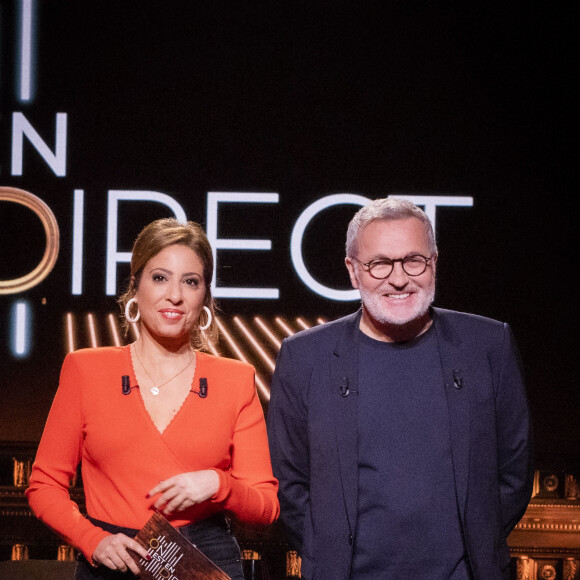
[185,278,200,287]
[152,274,166,282]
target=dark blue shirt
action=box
[351,327,470,579]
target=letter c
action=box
[290,194,369,301]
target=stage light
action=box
[10,301,31,357]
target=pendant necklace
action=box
[133,344,194,396]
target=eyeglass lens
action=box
[368,255,428,278]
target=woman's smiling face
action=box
[135,244,207,344]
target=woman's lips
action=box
[159,309,184,320]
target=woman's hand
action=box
[92,533,150,575]
[147,470,220,515]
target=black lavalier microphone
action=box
[453,369,464,389]
[121,375,139,395]
[339,377,349,397]
[191,378,208,398]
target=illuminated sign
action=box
[0,187,60,295]
[1,187,473,300]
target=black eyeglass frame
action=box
[351,254,434,279]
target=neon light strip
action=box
[19,0,34,102]
[296,317,310,331]
[206,337,220,357]
[108,314,121,347]
[216,319,270,400]
[87,314,97,347]
[255,375,270,401]
[66,313,75,352]
[216,319,249,363]
[275,317,294,337]
[233,317,275,371]
[254,317,282,349]
[14,302,28,355]
[72,190,84,294]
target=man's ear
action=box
[345,257,360,289]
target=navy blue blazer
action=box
[267,308,534,580]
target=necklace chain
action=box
[133,344,194,396]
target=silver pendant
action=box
[150,386,160,396]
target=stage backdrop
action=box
[0,1,576,458]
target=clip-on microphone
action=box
[191,378,208,398]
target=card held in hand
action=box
[132,511,231,580]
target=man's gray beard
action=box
[358,285,435,327]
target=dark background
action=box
[0,1,576,460]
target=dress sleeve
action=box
[210,366,280,525]
[26,353,110,561]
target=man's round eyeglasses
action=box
[352,254,433,279]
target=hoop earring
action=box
[125,298,140,323]
[199,306,212,331]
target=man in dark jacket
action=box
[268,198,533,579]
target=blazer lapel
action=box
[329,311,362,535]
[433,309,470,521]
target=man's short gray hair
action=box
[345,198,437,257]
